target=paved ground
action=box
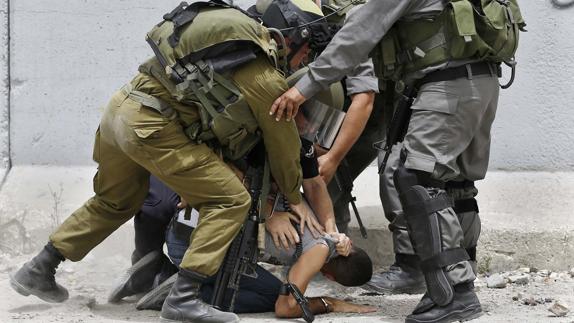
[1,251,573,323]
[0,166,573,322]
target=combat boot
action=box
[9,243,69,303]
[405,282,482,323]
[108,250,165,303]
[160,269,239,323]
[137,272,177,310]
[365,254,426,294]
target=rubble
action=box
[548,301,570,317]
[486,273,507,288]
[508,274,529,285]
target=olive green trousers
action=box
[50,90,250,276]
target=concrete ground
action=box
[0,166,573,322]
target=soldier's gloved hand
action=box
[318,153,340,184]
[266,212,300,250]
[289,202,324,238]
[329,233,352,257]
[270,87,307,122]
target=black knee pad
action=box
[394,165,470,306]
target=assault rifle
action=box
[333,159,367,238]
[378,85,418,174]
[211,165,263,312]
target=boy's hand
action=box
[329,233,352,257]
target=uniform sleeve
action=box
[232,55,303,204]
[295,0,414,99]
[345,58,379,95]
[339,6,379,95]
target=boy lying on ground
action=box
[109,140,376,318]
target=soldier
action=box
[319,0,425,295]
[270,1,525,322]
[9,1,334,322]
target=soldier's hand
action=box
[270,87,306,122]
[266,212,300,250]
[289,202,324,238]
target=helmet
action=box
[258,0,332,52]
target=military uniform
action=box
[320,2,382,233]
[291,0,524,321]
[50,6,303,278]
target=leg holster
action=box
[394,166,470,306]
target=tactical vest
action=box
[371,0,526,82]
[143,0,281,160]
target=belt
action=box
[418,62,500,87]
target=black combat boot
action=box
[135,255,179,310]
[137,272,177,310]
[365,254,426,294]
[9,243,69,303]
[108,250,166,303]
[160,269,239,323]
[405,282,482,323]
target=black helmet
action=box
[259,0,332,53]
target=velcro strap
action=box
[420,248,470,272]
[278,283,290,296]
[445,180,475,189]
[404,194,452,218]
[168,5,201,47]
[454,198,479,214]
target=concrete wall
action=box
[0,0,8,175]
[1,0,573,170]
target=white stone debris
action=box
[548,301,570,317]
[508,274,530,285]
[486,273,507,289]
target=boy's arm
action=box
[274,244,377,317]
[275,244,330,318]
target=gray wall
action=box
[0,0,8,171]
[2,0,573,170]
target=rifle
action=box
[211,165,263,312]
[377,84,418,174]
[333,159,367,239]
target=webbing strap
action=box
[420,247,470,272]
[183,79,219,119]
[259,157,272,221]
[187,61,236,112]
[445,180,475,190]
[120,84,177,120]
[453,198,479,214]
[404,194,452,218]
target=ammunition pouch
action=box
[372,0,526,82]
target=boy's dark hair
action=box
[330,247,372,287]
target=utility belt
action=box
[418,62,500,87]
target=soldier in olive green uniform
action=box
[271,0,525,322]
[10,1,332,322]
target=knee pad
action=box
[394,166,470,306]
